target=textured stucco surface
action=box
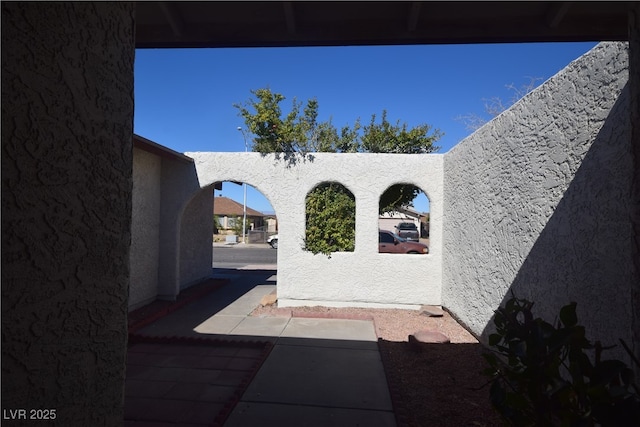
[187,152,444,308]
[157,158,203,298]
[629,3,640,381]
[180,187,214,289]
[129,148,211,306]
[442,42,635,358]
[130,148,161,309]
[1,2,134,424]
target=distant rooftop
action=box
[213,196,265,217]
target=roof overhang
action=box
[133,134,194,163]
[135,1,633,49]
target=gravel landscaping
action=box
[251,303,503,426]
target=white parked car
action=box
[267,234,278,249]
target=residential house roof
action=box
[213,196,264,217]
[133,133,193,164]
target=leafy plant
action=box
[230,216,250,238]
[303,183,355,255]
[484,295,640,426]
[213,215,221,234]
[235,88,440,254]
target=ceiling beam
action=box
[158,1,185,37]
[135,1,630,49]
[545,2,571,29]
[283,2,296,35]
[407,2,422,33]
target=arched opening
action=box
[304,182,355,255]
[211,180,278,269]
[378,184,430,254]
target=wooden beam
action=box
[158,2,185,37]
[545,2,571,29]
[283,2,296,35]
[407,2,422,33]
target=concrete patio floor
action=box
[125,269,396,426]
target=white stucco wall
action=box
[130,147,162,310]
[442,42,635,357]
[180,187,214,289]
[157,157,203,299]
[180,43,635,356]
[130,144,210,306]
[187,152,444,309]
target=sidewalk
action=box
[125,270,396,426]
[212,242,271,248]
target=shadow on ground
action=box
[126,272,501,426]
[378,340,501,427]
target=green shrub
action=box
[304,183,355,255]
[484,295,640,426]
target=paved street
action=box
[212,243,277,269]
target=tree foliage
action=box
[234,88,441,155]
[304,183,355,255]
[235,88,441,254]
[379,183,422,214]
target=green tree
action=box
[234,88,440,155]
[213,214,221,234]
[379,183,422,214]
[235,88,441,254]
[234,88,364,154]
[231,216,250,239]
[304,183,356,254]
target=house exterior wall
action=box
[130,146,211,306]
[130,147,161,309]
[1,2,134,424]
[157,158,202,299]
[188,152,444,308]
[379,211,422,237]
[266,217,278,233]
[180,187,214,289]
[442,42,636,360]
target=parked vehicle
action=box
[379,230,428,254]
[394,222,419,242]
[267,234,278,249]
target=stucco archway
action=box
[186,151,444,308]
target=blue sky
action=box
[134,41,598,213]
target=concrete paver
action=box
[281,317,378,342]
[224,402,397,427]
[216,285,276,316]
[238,342,393,409]
[229,316,291,336]
[193,315,245,334]
[127,270,396,426]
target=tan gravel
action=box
[250,303,479,343]
[250,302,502,426]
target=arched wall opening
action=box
[176,178,279,286]
[378,184,431,254]
[187,151,444,308]
[212,181,278,246]
[304,182,356,255]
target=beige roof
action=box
[213,196,264,217]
